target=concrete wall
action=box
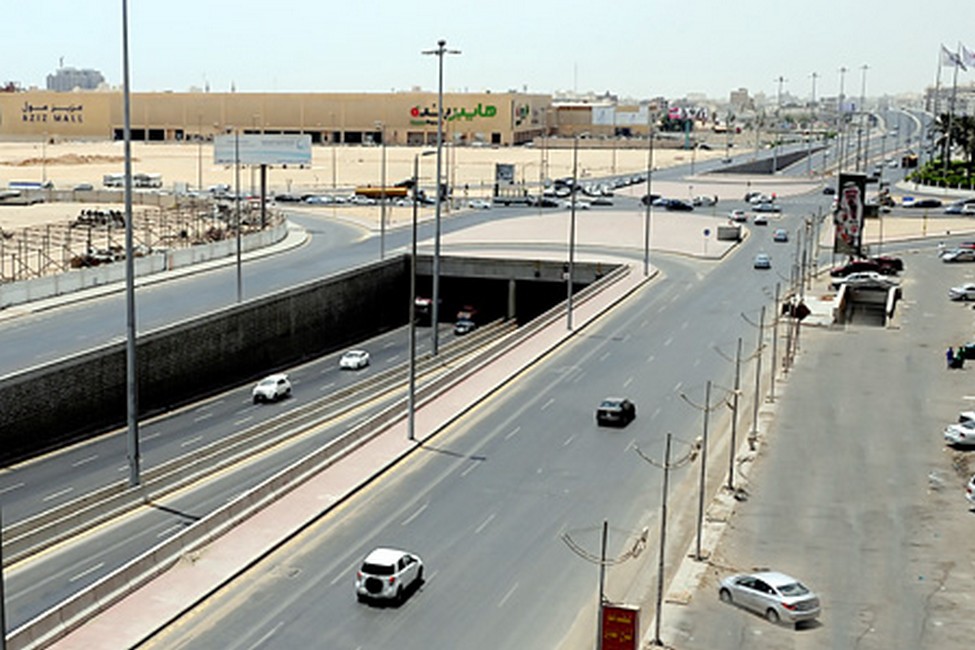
[0,255,606,464]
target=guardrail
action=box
[9,264,631,649]
[2,320,514,566]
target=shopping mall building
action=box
[0,90,560,146]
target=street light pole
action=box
[409,151,436,442]
[643,114,655,277]
[122,0,141,488]
[837,66,848,172]
[235,129,242,303]
[653,434,671,646]
[377,121,387,260]
[423,39,460,356]
[567,134,579,330]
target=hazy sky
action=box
[4,1,974,101]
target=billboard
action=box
[601,603,639,650]
[214,134,312,166]
[495,163,515,186]
[833,172,867,256]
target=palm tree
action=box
[928,112,951,163]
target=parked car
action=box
[728,209,747,223]
[596,397,636,427]
[942,248,975,263]
[339,349,370,370]
[831,271,899,290]
[564,199,591,210]
[830,259,899,277]
[944,419,975,447]
[772,228,789,242]
[467,199,492,209]
[692,195,717,207]
[73,183,94,191]
[640,193,661,206]
[355,548,424,604]
[590,196,614,206]
[252,373,292,404]
[948,283,975,301]
[719,571,821,627]
[753,252,772,269]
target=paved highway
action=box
[139,211,804,648]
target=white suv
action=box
[355,548,424,604]
[251,374,292,403]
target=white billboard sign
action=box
[214,134,312,166]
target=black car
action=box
[640,193,661,206]
[911,198,942,209]
[823,186,836,195]
[664,199,694,212]
[830,257,902,277]
[596,397,636,427]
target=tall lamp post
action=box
[422,39,460,356]
[121,0,140,487]
[643,113,655,277]
[376,121,387,259]
[408,151,436,442]
[567,133,583,330]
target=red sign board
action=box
[601,603,639,650]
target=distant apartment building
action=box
[729,88,753,112]
[46,67,105,92]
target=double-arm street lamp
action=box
[408,150,436,441]
[422,39,460,356]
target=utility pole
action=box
[422,39,460,356]
[837,66,848,173]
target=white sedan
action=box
[467,199,491,209]
[945,419,975,446]
[339,349,370,370]
[831,271,899,290]
[719,571,821,627]
[948,283,975,300]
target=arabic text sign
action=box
[409,103,498,126]
[214,134,312,166]
[21,101,85,124]
[600,604,639,650]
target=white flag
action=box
[942,44,967,70]
[963,44,975,70]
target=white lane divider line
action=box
[0,482,24,496]
[71,454,98,468]
[541,398,555,411]
[475,513,496,534]
[43,486,74,502]
[401,502,428,526]
[498,582,519,608]
[505,426,521,440]
[181,435,203,448]
[69,562,105,583]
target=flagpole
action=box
[934,47,943,119]
[945,44,961,176]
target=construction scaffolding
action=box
[0,199,282,283]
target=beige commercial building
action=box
[0,90,553,146]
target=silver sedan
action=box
[719,571,821,627]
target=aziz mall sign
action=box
[21,101,85,124]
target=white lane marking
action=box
[505,426,521,440]
[244,622,285,650]
[623,376,634,388]
[599,352,611,362]
[475,513,496,534]
[181,435,203,448]
[43,487,74,502]
[71,454,98,468]
[563,434,576,447]
[401,502,428,526]
[194,412,213,422]
[0,482,24,496]
[143,432,161,441]
[673,381,683,393]
[498,582,519,608]
[460,461,480,477]
[387,354,400,363]
[210,399,225,408]
[331,560,360,586]
[157,524,184,538]
[646,354,655,363]
[541,398,555,411]
[234,416,253,426]
[69,562,105,583]
[652,407,661,420]
[320,382,335,391]
[664,336,673,347]
[383,341,397,349]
